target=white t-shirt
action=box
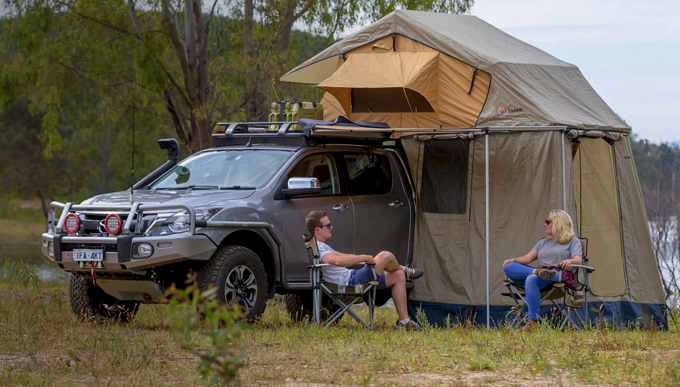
[317,241,352,285]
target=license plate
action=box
[72,249,104,261]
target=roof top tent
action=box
[279,10,666,328]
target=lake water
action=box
[0,243,67,282]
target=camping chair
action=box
[304,234,378,329]
[502,274,564,328]
[552,237,595,331]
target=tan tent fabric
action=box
[316,43,489,129]
[404,131,573,306]
[401,129,664,314]
[614,137,666,303]
[281,10,629,132]
[317,52,441,113]
[573,138,626,296]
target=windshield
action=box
[150,149,293,190]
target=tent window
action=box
[421,140,469,214]
[352,88,434,113]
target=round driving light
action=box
[105,213,122,234]
[137,243,153,258]
[64,214,80,234]
[47,241,54,257]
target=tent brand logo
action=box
[619,155,631,159]
[498,108,523,116]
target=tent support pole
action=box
[562,131,567,211]
[485,132,490,330]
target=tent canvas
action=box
[281,10,666,327]
[401,130,666,327]
[280,10,629,132]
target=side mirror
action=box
[282,177,321,198]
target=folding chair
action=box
[553,237,595,330]
[304,234,378,329]
[502,273,564,328]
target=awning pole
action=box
[485,132,490,330]
[562,131,566,211]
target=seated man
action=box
[305,210,424,331]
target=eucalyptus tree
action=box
[1,0,473,155]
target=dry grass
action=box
[1,281,680,386]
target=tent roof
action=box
[280,10,630,132]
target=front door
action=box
[279,152,354,284]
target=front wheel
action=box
[197,245,268,322]
[69,275,139,323]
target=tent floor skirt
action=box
[407,299,668,329]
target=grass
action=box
[0,220,46,244]
[1,279,680,386]
[2,219,679,385]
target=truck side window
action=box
[287,153,339,195]
[421,140,469,214]
[342,153,392,195]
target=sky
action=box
[470,0,680,144]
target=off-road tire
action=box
[197,245,268,322]
[283,292,343,324]
[69,275,139,323]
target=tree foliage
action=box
[1,0,473,154]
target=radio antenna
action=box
[130,103,135,205]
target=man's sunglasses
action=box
[317,222,332,229]
[544,220,552,225]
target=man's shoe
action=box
[536,268,557,281]
[395,319,422,331]
[403,266,424,281]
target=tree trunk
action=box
[37,189,48,221]
[279,1,295,53]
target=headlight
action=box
[149,207,221,236]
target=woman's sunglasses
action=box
[544,220,552,225]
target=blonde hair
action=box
[547,209,576,244]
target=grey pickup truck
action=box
[41,121,415,321]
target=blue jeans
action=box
[503,263,561,321]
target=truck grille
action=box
[62,243,118,253]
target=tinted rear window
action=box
[343,153,392,195]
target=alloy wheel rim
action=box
[224,265,258,315]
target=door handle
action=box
[332,204,349,211]
[389,200,403,208]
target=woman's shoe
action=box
[536,268,557,281]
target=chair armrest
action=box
[570,264,594,272]
[306,263,333,269]
[359,262,376,266]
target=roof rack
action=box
[212,121,392,148]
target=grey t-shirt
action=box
[317,241,352,285]
[532,237,583,269]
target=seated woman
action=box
[502,209,583,329]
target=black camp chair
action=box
[502,237,595,329]
[552,238,595,330]
[304,234,378,329]
[502,273,564,328]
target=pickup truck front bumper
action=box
[42,233,217,271]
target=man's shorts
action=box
[347,266,387,289]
